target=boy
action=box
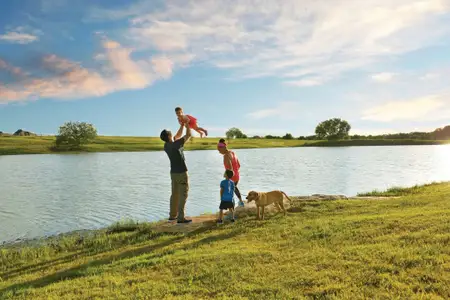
[218,169,236,224]
[175,107,208,138]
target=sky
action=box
[0,0,449,137]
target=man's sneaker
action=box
[168,217,177,222]
[177,219,192,224]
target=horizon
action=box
[1,0,450,137]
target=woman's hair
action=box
[217,138,227,148]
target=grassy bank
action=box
[1,182,450,299]
[0,136,310,155]
[303,139,449,147]
[1,136,449,155]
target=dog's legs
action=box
[274,202,282,212]
[279,201,286,216]
[261,206,265,220]
[256,206,260,220]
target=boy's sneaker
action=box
[217,219,223,224]
[231,218,235,223]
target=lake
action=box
[1,145,449,244]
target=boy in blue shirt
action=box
[218,170,236,224]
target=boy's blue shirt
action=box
[220,179,235,202]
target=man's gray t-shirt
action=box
[164,138,187,173]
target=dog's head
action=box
[246,191,260,203]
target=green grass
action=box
[1,136,449,156]
[1,182,450,299]
[356,181,446,197]
[0,136,310,155]
[303,139,450,147]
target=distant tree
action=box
[433,125,450,140]
[297,136,306,140]
[315,118,351,140]
[55,121,98,149]
[282,133,294,140]
[225,127,246,140]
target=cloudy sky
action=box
[0,0,449,136]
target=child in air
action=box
[175,107,208,138]
[217,169,236,224]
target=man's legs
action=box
[169,173,179,220]
[175,172,190,222]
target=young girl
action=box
[175,107,208,138]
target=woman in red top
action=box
[217,139,244,206]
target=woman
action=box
[217,139,244,207]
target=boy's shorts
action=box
[219,200,234,210]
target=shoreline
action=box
[1,136,448,156]
[1,183,439,248]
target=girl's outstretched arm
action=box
[174,123,184,140]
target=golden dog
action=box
[246,190,292,220]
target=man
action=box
[160,122,192,224]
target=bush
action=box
[282,133,294,140]
[55,121,98,150]
[315,118,351,140]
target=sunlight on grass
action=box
[0,182,450,299]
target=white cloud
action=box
[420,73,440,80]
[284,78,324,87]
[371,72,397,82]
[0,39,176,103]
[99,0,450,85]
[361,95,448,122]
[0,27,41,44]
[247,101,301,120]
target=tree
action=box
[315,118,351,140]
[433,125,450,140]
[282,133,294,140]
[225,127,246,140]
[55,121,98,149]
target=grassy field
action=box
[1,182,450,299]
[302,139,450,147]
[1,135,449,155]
[0,136,310,155]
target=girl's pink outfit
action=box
[178,115,198,128]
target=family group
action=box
[159,107,244,224]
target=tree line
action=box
[35,118,450,151]
[226,118,450,141]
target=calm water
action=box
[1,145,449,243]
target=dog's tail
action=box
[281,191,293,204]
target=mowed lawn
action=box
[1,182,450,299]
[0,136,309,155]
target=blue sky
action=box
[1,0,449,137]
